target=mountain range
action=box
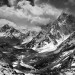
[0,12,75,75]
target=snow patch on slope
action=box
[38,35,70,53]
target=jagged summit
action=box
[0,24,19,33]
[57,12,75,23]
[1,24,11,30]
[57,12,69,21]
[54,12,75,35]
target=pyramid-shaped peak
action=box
[0,24,18,33]
[2,24,12,29]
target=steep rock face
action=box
[47,13,75,41]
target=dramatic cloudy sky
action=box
[0,0,75,31]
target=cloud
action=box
[17,0,62,22]
[0,0,62,31]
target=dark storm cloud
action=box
[65,0,75,6]
[36,0,75,16]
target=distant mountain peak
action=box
[1,24,12,31]
[0,24,20,33]
[57,12,68,21]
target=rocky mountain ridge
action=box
[23,12,75,52]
